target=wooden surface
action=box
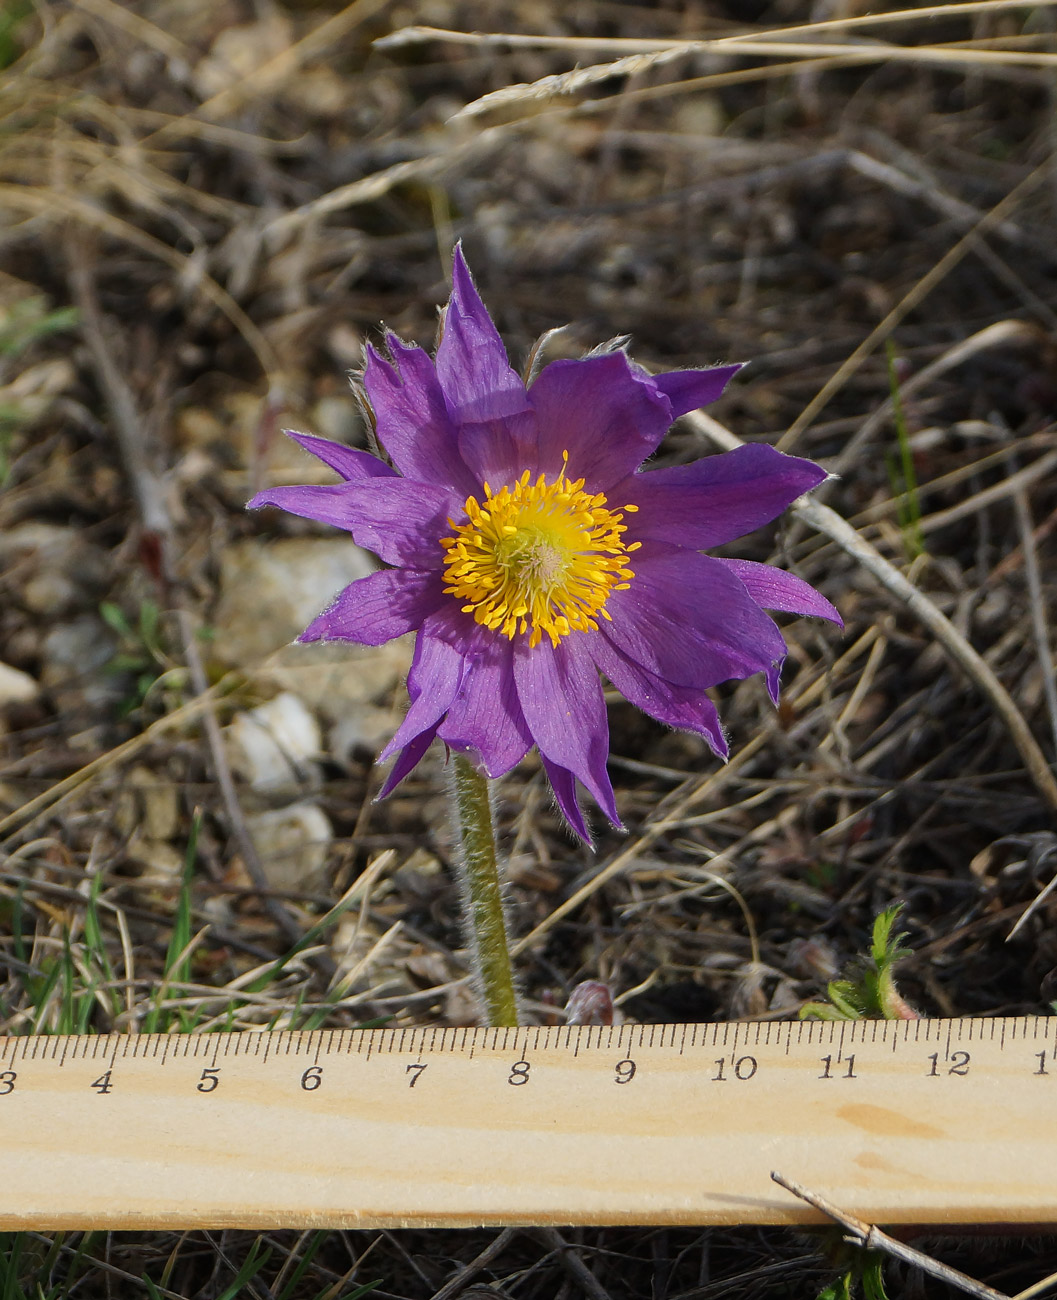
[2,1016,1055,1229]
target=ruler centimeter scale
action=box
[2,1015,1055,1229]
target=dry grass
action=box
[3,0,1057,1295]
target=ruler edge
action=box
[3,1012,1054,1060]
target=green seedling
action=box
[800,904,918,1023]
[100,599,181,717]
[803,907,916,1299]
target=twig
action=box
[777,162,1048,451]
[533,1229,614,1300]
[0,685,228,844]
[828,321,1039,482]
[688,409,1057,815]
[428,1230,519,1300]
[1011,466,1057,759]
[65,238,307,951]
[770,1172,1011,1300]
[513,627,881,956]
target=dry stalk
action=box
[64,239,308,951]
[690,408,1057,815]
[771,1172,1011,1300]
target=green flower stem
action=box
[450,754,519,1027]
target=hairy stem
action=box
[450,755,519,1027]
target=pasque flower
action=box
[250,248,839,839]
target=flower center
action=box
[440,453,639,649]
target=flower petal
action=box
[379,618,468,762]
[718,558,843,625]
[248,483,359,530]
[298,567,443,646]
[251,478,456,569]
[617,443,827,550]
[648,363,743,418]
[438,637,533,778]
[364,336,479,498]
[435,245,529,424]
[528,351,674,488]
[602,543,788,689]
[513,636,621,827]
[540,754,591,843]
[338,479,459,569]
[589,635,728,758]
[456,409,539,489]
[376,722,440,799]
[284,430,397,482]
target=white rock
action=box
[228,691,322,792]
[213,537,375,668]
[0,523,108,616]
[245,802,333,892]
[267,640,410,725]
[329,704,405,762]
[40,616,121,710]
[0,661,39,706]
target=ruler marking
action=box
[1000,1021,1006,1049]
[944,1021,952,1061]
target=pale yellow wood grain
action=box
[0,1018,1053,1229]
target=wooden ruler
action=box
[2,1015,1054,1230]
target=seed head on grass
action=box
[250,247,840,839]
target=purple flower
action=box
[249,248,840,840]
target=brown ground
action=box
[3,0,1057,1296]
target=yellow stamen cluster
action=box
[440,453,639,649]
